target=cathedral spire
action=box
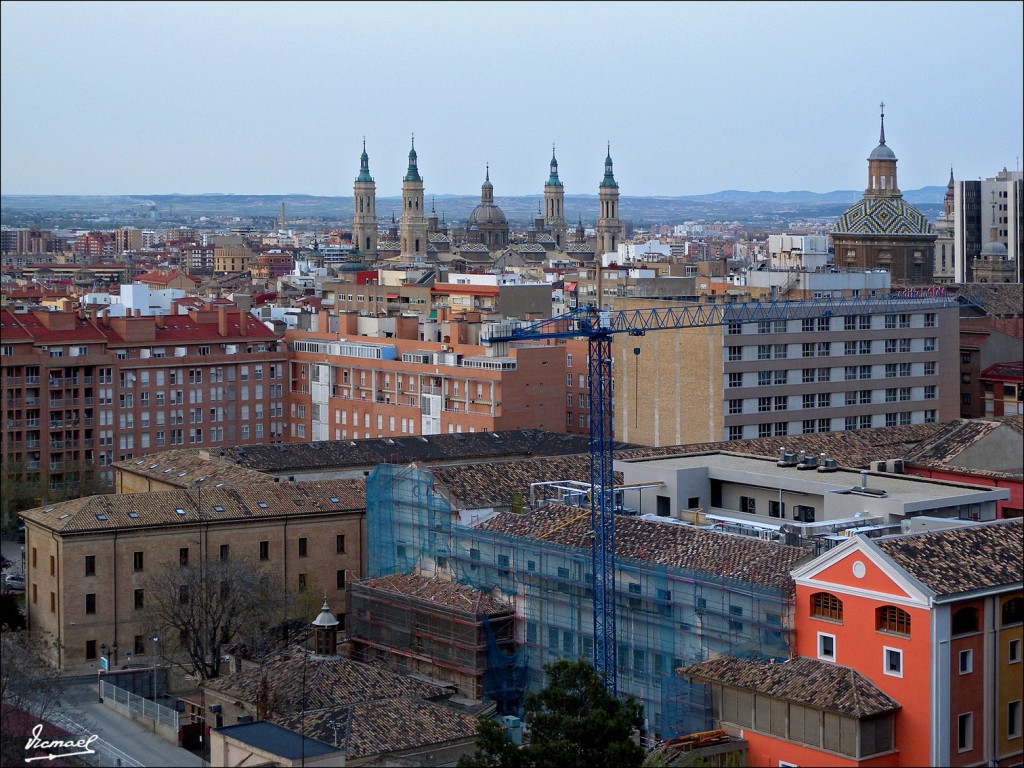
[405,134,421,182]
[356,138,372,182]
[601,142,618,188]
[878,101,886,145]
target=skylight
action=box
[258,502,269,509]
[128,512,139,519]
[330,497,340,504]
[175,508,186,516]
[213,505,224,513]
[96,514,108,521]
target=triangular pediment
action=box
[792,537,930,607]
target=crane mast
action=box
[487,295,959,696]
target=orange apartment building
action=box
[0,305,288,501]
[284,322,566,440]
[686,519,1023,767]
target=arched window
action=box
[1002,597,1023,626]
[876,605,911,636]
[811,592,843,622]
[952,606,979,636]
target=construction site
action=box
[365,460,809,739]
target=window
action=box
[1011,639,1022,664]
[758,371,772,387]
[818,632,836,661]
[134,589,144,610]
[728,346,742,361]
[802,343,815,358]
[85,593,96,614]
[336,534,346,554]
[1003,597,1023,625]
[298,573,307,592]
[729,399,742,414]
[958,712,973,752]
[336,569,346,590]
[880,651,905,679]
[179,584,189,604]
[758,397,771,412]
[845,365,858,381]
[728,373,742,388]
[86,640,97,660]
[135,635,145,655]
[85,555,95,577]
[876,606,911,636]
[728,426,743,440]
[179,547,189,566]
[220,544,229,561]
[812,592,843,622]
[925,313,936,327]
[1010,700,1022,740]
[924,362,936,376]
[959,649,973,674]
[952,607,979,635]
[768,500,784,518]
[298,538,308,557]
[259,541,269,561]
[133,551,144,571]
[791,505,814,522]
[924,385,936,399]
[802,368,815,383]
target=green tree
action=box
[459,659,646,768]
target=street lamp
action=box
[150,636,160,700]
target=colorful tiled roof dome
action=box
[833,196,934,236]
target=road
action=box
[56,676,206,767]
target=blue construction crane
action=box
[486,293,959,696]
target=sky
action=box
[2,1,1022,198]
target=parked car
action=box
[3,574,25,591]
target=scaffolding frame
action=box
[366,464,795,738]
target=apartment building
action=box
[285,328,565,441]
[0,305,287,501]
[615,298,960,446]
[18,478,366,674]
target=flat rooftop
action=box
[620,452,1007,507]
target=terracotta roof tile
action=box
[477,503,808,589]
[682,656,900,718]
[205,654,448,714]
[274,697,479,758]
[901,417,1023,478]
[871,519,1022,596]
[20,479,365,534]
[355,573,511,616]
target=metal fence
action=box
[100,679,180,731]
[49,709,145,768]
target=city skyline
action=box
[1,1,1022,198]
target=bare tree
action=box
[141,556,284,680]
[1,631,64,765]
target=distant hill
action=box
[0,187,946,228]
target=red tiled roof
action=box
[980,361,1024,381]
[2,311,108,342]
[138,270,199,285]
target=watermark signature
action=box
[24,723,99,763]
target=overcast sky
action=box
[2,1,1021,197]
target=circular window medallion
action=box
[852,561,866,579]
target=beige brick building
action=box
[19,479,366,674]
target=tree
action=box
[1,631,64,766]
[459,659,646,768]
[141,556,284,680]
